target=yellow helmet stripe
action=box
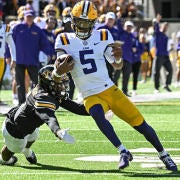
[81,1,90,17]
[100,29,108,41]
[60,33,70,45]
[5,25,10,32]
[35,101,56,110]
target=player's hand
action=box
[56,128,75,144]
[109,41,123,60]
[55,55,74,75]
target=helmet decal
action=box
[81,1,90,18]
[38,65,69,99]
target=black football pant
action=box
[154,56,173,90]
[132,61,141,90]
[121,60,132,94]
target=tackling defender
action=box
[54,0,177,171]
[0,59,89,165]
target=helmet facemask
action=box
[38,65,69,99]
[72,17,96,40]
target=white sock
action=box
[158,149,168,157]
[22,148,32,158]
[117,144,127,153]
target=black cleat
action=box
[160,154,178,171]
[123,92,131,97]
[26,151,37,164]
[164,86,172,92]
[0,155,18,166]
[118,151,133,169]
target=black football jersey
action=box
[5,85,89,139]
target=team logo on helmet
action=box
[71,0,98,39]
[38,65,69,99]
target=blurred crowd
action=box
[1,0,143,21]
[0,0,180,105]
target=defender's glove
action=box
[56,129,75,144]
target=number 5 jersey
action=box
[55,29,115,98]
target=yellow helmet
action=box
[71,0,98,39]
[62,7,72,23]
[17,6,25,19]
[62,7,72,17]
[43,4,56,17]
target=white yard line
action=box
[0,140,179,143]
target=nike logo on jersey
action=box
[94,42,100,45]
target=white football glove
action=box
[56,129,75,144]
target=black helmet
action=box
[38,65,69,99]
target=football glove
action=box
[56,128,75,144]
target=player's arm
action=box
[5,25,16,68]
[37,107,75,144]
[60,97,89,116]
[104,41,124,70]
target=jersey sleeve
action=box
[34,94,60,133]
[55,33,69,53]
[60,98,89,116]
[99,29,117,64]
[5,25,16,61]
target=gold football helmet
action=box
[71,0,98,39]
[62,7,72,23]
[43,4,56,17]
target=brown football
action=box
[55,54,73,69]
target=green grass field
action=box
[0,80,180,180]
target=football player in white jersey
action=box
[0,13,16,104]
[54,1,177,171]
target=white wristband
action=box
[115,58,122,64]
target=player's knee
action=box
[89,104,105,122]
[134,120,154,134]
[134,120,147,133]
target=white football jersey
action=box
[55,29,115,98]
[0,24,16,60]
[34,17,46,29]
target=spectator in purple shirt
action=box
[131,29,144,96]
[12,10,53,105]
[116,12,135,96]
[153,14,173,93]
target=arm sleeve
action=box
[36,108,60,134]
[34,93,60,134]
[60,98,89,116]
[116,18,124,34]
[6,26,16,61]
[154,22,160,34]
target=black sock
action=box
[134,121,164,152]
[89,104,121,147]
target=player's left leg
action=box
[134,121,177,171]
[22,141,37,164]
[108,87,177,171]
[22,128,39,164]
